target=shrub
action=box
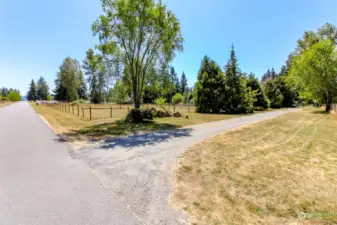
[8,91,21,102]
[164,110,172,117]
[151,107,158,118]
[141,109,153,120]
[71,99,88,105]
[155,97,166,109]
[125,109,143,123]
[173,111,182,117]
[157,109,166,118]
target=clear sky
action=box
[1,0,337,95]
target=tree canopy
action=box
[92,0,183,108]
[289,39,337,111]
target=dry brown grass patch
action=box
[172,108,337,225]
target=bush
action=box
[155,97,166,109]
[125,109,143,123]
[8,91,21,102]
[71,99,88,105]
[150,107,157,118]
[125,108,155,122]
[157,109,166,118]
[164,110,172,117]
[141,109,153,120]
[173,111,182,117]
[254,106,266,111]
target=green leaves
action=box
[289,39,337,111]
[93,0,183,108]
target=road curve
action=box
[74,107,300,225]
[0,102,142,225]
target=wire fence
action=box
[39,102,195,120]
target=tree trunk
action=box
[325,103,332,112]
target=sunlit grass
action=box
[172,108,337,225]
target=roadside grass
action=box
[172,108,337,225]
[0,101,12,107]
[31,103,238,141]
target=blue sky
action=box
[1,0,337,95]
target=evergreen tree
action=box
[224,45,245,111]
[180,71,188,94]
[170,67,180,93]
[27,79,37,101]
[270,68,277,79]
[264,79,284,108]
[36,77,50,100]
[160,64,175,102]
[195,56,226,113]
[246,73,270,109]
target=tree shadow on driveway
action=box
[99,128,193,150]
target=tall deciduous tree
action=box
[54,57,83,101]
[289,39,337,111]
[27,79,37,101]
[180,72,188,94]
[92,0,183,109]
[36,77,50,100]
[82,49,105,103]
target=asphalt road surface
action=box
[0,102,299,225]
[0,102,142,225]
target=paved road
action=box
[74,108,300,225]
[0,102,142,225]
[0,102,299,225]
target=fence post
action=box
[188,104,190,113]
[77,105,79,116]
[72,105,74,114]
[68,104,70,113]
[89,106,92,120]
[120,104,122,109]
[82,107,84,118]
[110,107,113,118]
[128,106,130,112]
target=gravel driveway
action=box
[74,108,300,225]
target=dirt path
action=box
[74,108,300,225]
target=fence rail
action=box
[39,102,194,120]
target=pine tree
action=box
[36,77,50,100]
[224,45,245,111]
[180,72,188,94]
[170,67,180,93]
[27,79,37,101]
[270,68,277,79]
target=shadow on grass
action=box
[55,119,192,148]
[310,110,330,114]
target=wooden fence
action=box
[40,102,194,120]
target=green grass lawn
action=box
[172,108,337,225]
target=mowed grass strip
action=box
[31,103,238,140]
[172,108,337,225]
